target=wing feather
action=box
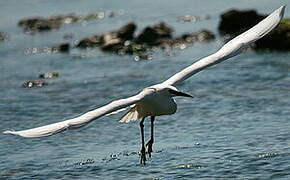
[163,6,285,86]
[3,89,154,138]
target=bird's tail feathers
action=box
[105,104,136,117]
[119,105,141,123]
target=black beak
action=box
[169,89,193,98]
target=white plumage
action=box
[4,6,285,139]
[120,85,179,123]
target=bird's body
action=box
[3,6,286,165]
[139,95,177,116]
[120,85,179,123]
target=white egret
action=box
[4,6,285,165]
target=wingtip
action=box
[3,130,16,135]
[275,5,287,19]
[278,5,286,18]
[3,129,43,138]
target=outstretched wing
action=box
[3,6,285,138]
[163,6,285,86]
[3,88,154,138]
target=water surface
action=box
[1,0,290,179]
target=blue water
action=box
[1,0,290,179]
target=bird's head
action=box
[149,84,193,98]
[166,86,193,98]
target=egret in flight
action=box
[4,6,285,165]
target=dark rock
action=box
[136,27,160,44]
[99,31,125,53]
[218,9,266,35]
[136,22,173,44]
[219,8,290,51]
[119,42,148,55]
[181,29,215,42]
[76,35,104,48]
[22,80,48,88]
[52,43,70,53]
[255,19,290,51]
[76,22,137,49]
[117,22,136,40]
[39,72,59,79]
[101,34,123,52]
[82,12,105,21]
[0,32,7,41]
[102,40,147,55]
[18,12,106,34]
[101,22,137,43]
[76,22,214,55]
[24,44,69,54]
[19,17,62,33]
[157,29,215,49]
[102,32,120,45]
[152,22,173,38]
[197,29,215,41]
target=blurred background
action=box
[1,0,290,179]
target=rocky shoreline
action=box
[76,22,215,57]
[0,8,288,88]
[13,9,290,56]
[219,8,290,51]
[18,11,122,34]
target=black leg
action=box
[146,116,155,158]
[139,117,146,165]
